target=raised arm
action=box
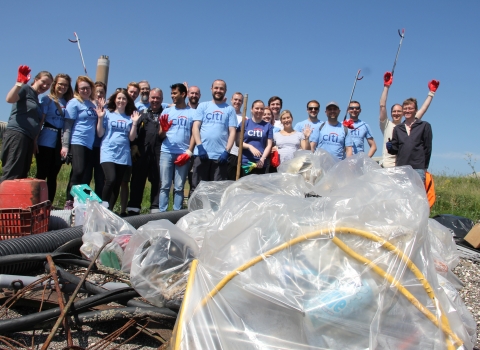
[129,111,141,141]
[415,80,440,120]
[380,72,393,124]
[6,66,31,103]
[96,98,106,138]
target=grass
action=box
[1,149,479,222]
[430,175,480,222]
[2,156,175,214]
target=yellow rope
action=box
[173,259,198,350]
[174,227,461,349]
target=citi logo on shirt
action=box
[85,108,98,118]
[323,132,341,143]
[54,106,65,117]
[177,116,188,127]
[205,110,223,122]
[111,120,130,130]
[247,128,263,137]
[350,128,360,136]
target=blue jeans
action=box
[414,168,426,184]
[159,152,190,212]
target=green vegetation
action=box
[1,150,479,222]
[431,175,480,222]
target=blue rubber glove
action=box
[386,138,393,151]
[218,150,229,165]
[197,144,209,160]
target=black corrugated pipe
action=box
[0,210,188,275]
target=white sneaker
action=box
[150,209,160,214]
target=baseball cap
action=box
[326,101,340,109]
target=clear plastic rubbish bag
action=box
[188,180,234,212]
[129,219,199,309]
[171,154,475,350]
[175,209,214,249]
[277,149,338,185]
[80,200,136,268]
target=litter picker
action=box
[391,29,405,77]
[343,69,363,122]
[68,32,88,76]
[235,94,249,180]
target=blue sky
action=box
[0,1,478,175]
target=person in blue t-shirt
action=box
[191,79,237,190]
[294,100,323,141]
[36,73,74,202]
[61,76,98,209]
[96,89,140,210]
[158,83,196,212]
[346,101,377,157]
[310,101,353,160]
[236,100,273,176]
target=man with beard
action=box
[310,101,353,160]
[127,88,165,215]
[187,85,201,109]
[191,79,237,192]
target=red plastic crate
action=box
[0,201,51,240]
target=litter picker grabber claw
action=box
[68,32,88,76]
[391,28,405,77]
[343,69,363,121]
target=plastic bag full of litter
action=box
[80,200,136,269]
[171,155,475,350]
[128,220,199,309]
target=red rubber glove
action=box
[159,114,173,132]
[271,150,280,168]
[383,72,393,86]
[428,80,440,92]
[174,150,193,167]
[343,119,355,129]
[17,65,31,84]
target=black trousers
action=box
[91,146,105,198]
[127,147,161,211]
[191,157,228,193]
[101,162,128,210]
[66,145,93,201]
[226,154,239,181]
[36,144,62,202]
[0,130,34,182]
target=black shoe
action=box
[120,212,128,218]
[127,210,140,216]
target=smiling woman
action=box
[0,66,53,182]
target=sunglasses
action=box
[308,107,319,111]
[348,106,360,110]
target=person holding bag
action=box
[35,74,74,203]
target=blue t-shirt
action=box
[310,122,353,160]
[100,111,132,166]
[193,101,238,159]
[65,98,98,149]
[37,96,66,148]
[135,101,169,112]
[273,126,281,133]
[160,106,195,154]
[349,119,374,154]
[294,119,323,136]
[238,119,273,165]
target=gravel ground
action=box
[453,258,480,348]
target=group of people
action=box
[0,65,439,215]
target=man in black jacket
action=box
[387,97,432,184]
[127,88,164,214]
